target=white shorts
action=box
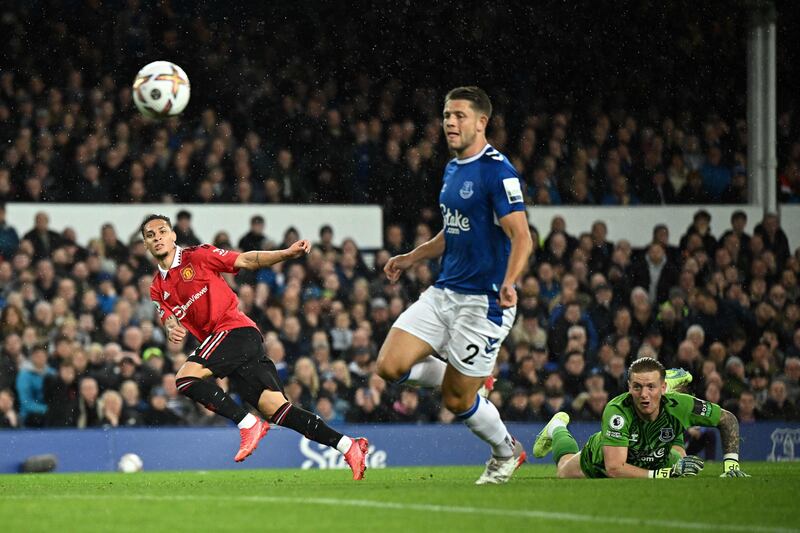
[392,286,516,378]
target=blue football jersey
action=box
[434,144,525,296]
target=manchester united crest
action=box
[180,264,195,281]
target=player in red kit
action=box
[141,214,369,479]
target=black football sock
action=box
[270,401,343,448]
[176,376,248,423]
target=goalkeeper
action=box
[533,357,749,479]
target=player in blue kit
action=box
[377,86,533,484]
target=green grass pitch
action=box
[1,462,798,533]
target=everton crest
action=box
[659,427,675,442]
[459,181,474,199]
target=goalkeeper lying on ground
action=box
[533,357,749,478]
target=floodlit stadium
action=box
[0,2,798,532]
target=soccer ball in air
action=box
[132,61,190,119]
[117,453,144,473]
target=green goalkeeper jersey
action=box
[579,392,721,478]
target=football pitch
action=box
[1,463,798,533]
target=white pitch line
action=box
[3,493,797,533]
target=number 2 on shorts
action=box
[462,344,479,365]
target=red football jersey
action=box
[150,245,256,340]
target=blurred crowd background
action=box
[1,206,798,434]
[0,2,798,437]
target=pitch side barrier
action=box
[6,204,800,252]
[0,422,797,473]
[4,203,384,250]
[527,204,800,251]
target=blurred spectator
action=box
[15,345,54,427]
[733,389,761,423]
[161,373,196,421]
[100,389,124,428]
[574,388,609,421]
[391,387,429,423]
[754,213,791,268]
[700,146,732,201]
[315,393,345,426]
[721,167,748,203]
[0,388,19,428]
[778,357,800,403]
[0,203,19,260]
[0,305,26,338]
[347,386,391,423]
[77,376,103,428]
[631,243,679,304]
[761,381,800,421]
[679,210,717,255]
[143,387,183,426]
[119,379,145,426]
[43,362,79,427]
[502,388,536,422]
[23,212,63,262]
[292,357,320,411]
[238,215,271,252]
[174,210,202,247]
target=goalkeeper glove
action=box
[650,455,704,478]
[720,458,750,478]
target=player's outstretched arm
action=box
[384,230,445,283]
[603,445,703,479]
[717,409,750,477]
[234,240,311,270]
[603,446,649,478]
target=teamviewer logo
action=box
[768,428,800,461]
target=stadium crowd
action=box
[0,206,798,433]
[0,3,798,437]
[1,3,800,237]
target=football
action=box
[117,453,144,473]
[132,61,191,119]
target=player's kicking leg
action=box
[533,412,585,478]
[258,388,369,480]
[175,361,269,463]
[233,356,370,480]
[441,365,526,485]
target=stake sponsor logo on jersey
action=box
[631,447,667,463]
[441,205,471,234]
